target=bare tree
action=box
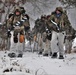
[25,0,56,16]
[59,0,76,8]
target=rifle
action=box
[51,20,60,31]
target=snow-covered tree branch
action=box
[59,0,76,8]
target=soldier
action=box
[47,7,71,59]
[65,25,76,53]
[42,30,52,56]
[33,17,43,54]
[8,6,29,58]
[35,15,52,56]
[41,15,52,56]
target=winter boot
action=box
[8,53,16,58]
[49,52,52,56]
[38,49,44,55]
[51,52,57,58]
[18,54,23,57]
[59,55,64,59]
[38,51,42,55]
[43,53,48,56]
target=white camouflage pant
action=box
[65,39,72,53]
[42,39,51,55]
[37,33,43,51]
[51,31,65,55]
[10,32,24,54]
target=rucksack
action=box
[13,35,18,43]
[19,34,25,43]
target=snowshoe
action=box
[51,52,57,58]
[59,55,64,59]
[8,53,16,58]
[18,54,23,57]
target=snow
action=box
[0,51,76,75]
[0,22,2,25]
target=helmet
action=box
[56,7,63,13]
[14,6,20,10]
[14,6,21,16]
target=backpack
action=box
[13,35,18,43]
[19,34,25,43]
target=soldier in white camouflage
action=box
[7,6,30,58]
[65,25,76,53]
[47,7,72,59]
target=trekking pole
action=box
[37,34,39,54]
[23,31,25,52]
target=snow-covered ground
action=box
[0,30,76,75]
[0,51,76,75]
